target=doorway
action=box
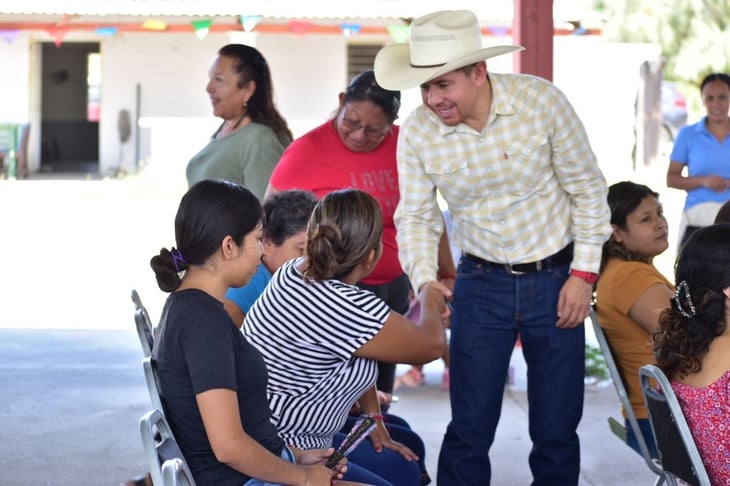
[40,42,100,172]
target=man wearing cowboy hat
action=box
[374,9,611,485]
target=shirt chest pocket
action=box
[503,136,551,192]
[422,159,480,203]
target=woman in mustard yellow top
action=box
[595,181,673,459]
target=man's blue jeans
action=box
[437,256,584,485]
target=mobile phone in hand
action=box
[325,415,377,468]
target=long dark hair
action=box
[218,44,293,145]
[302,189,383,281]
[600,181,659,273]
[654,224,730,379]
[150,179,262,292]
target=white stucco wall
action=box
[552,36,661,182]
[102,31,353,177]
[0,36,31,123]
[100,32,229,175]
[1,29,663,180]
[253,33,350,135]
[0,34,35,165]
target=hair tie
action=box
[673,280,696,318]
[171,248,187,273]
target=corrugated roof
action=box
[0,0,516,21]
[0,0,604,35]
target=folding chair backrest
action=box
[131,288,144,311]
[135,309,154,357]
[131,289,155,357]
[589,309,663,479]
[143,356,164,416]
[162,457,195,486]
[639,364,711,486]
[140,409,196,486]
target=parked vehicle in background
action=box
[633,81,688,165]
[660,81,689,144]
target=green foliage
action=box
[585,342,609,380]
[597,0,730,84]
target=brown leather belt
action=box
[464,243,574,275]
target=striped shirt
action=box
[243,258,391,449]
[395,72,611,291]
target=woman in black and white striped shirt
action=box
[244,189,450,486]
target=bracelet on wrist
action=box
[364,412,388,431]
[569,269,598,285]
[438,273,456,280]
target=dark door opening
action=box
[40,42,101,173]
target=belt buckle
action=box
[503,260,543,275]
[503,264,527,275]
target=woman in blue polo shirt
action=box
[667,72,730,246]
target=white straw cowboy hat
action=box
[374,10,524,90]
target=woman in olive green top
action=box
[186,44,292,201]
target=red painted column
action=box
[512,0,553,81]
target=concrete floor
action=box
[0,327,662,486]
[0,329,150,486]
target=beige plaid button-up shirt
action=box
[395,72,611,292]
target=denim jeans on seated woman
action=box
[341,413,430,485]
[333,422,422,486]
[242,445,391,486]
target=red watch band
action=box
[570,269,598,284]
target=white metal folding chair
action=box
[143,356,164,416]
[639,364,711,486]
[589,309,664,484]
[162,458,196,486]
[140,409,196,486]
[131,289,155,357]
